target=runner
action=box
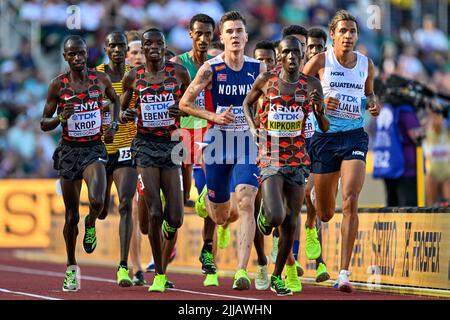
[303,26,330,282]
[95,31,137,287]
[303,10,380,292]
[243,36,329,295]
[121,28,190,293]
[170,13,219,287]
[180,11,265,290]
[40,35,119,291]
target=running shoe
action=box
[257,203,272,236]
[199,249,217,274]
[255,264,270,290]
[270,275,292,296]
[334,270,353,293]
[232,269,251,290]
[83,215,97,254]
[285,264,302,293]
[217,225,230,249]
[162,220,177,240]
[165,278,175,288]
[132,271,146,286]
[305,226,321,260]
[203,273,219,287]
[270,235,279,263]
[296,261,304,277]
[316,262,330,283]
[62,266,79,292]
[195,186,208,218]
[149,274,167,293]
[146,259,155,272]
[117,265,133,287]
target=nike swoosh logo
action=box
[65,95,77,101]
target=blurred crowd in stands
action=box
[0,0,449,205]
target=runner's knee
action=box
[118,197,133,216]
[317,209,334,222]
[65,211,79,227]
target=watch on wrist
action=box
[110,121,119,131]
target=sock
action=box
[202,239,213,252]
[292,240,299,261]
[119,261,127,268]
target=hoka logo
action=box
[331,71,344,76]
[352,150,365,157]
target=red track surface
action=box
[0,249,439,301]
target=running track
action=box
[0,249,441,301]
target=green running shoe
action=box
[295,261,304,277]
[117,265,133,287]
[149,274,166,292]
[270,275,292,296]
[257,202,272,236]
[199,249,217,274]
[203,273,219,287]
[316,262,330,283]
[83,215,97,254]
[217,225,230,249]
[232,269,251,290]
[285,264,302,293]
[195,186,208,218]
[62,266,79,292]
[305,226,321,260]
[162,220,177,240]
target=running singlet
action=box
[57,69,104,143]
[205,55,260,131]
[96,64,136,154]
[318,49,368,133]
[258,69,312,167]
[179,52,213,129]
[134,63,182,140]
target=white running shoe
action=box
[334,270,353,293]
[255,264,270,290]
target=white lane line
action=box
[0,264,260,300]
[0,288,62,300]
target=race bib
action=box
[267,103,304,137]
[140,100,175,127]
[118,147,132,162]
[67,109,102,137]
[430,144,450,162]
[195,90,205,109]
[102,111,111,125]
[327,91,365,120]
[215,105,249,131]
[304,112,315,139]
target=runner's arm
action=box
[119,70,137,122]
[303,52,325,77]
[40,79,65,131]
[243,72,268,136]
[100,73,120,124]
[365,58,380,117]
[308,76,329,132]
[171,64,191,118]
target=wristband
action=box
[110,121,119,131]
[58,113,66,123]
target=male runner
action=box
[95,31,137,287]
[121,28,190,292]
[303,10,380,292]
[243,36,329,295]
[170,13,219,287]
[303,26,330,282]
[41,35,119,291]
[180,11,266,290]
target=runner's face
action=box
[292,34,306,59]
[142,31,165,62]
[105,34,127,64]
[127,42,144,66]
[64,42,87,72]
[306,37,325,61]
[279,39,301,74]
[254,48,276,71]
[331,20,358,52]
[220,20,248,52]
[190,21,214,53]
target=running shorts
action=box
[105,147,135,175]
[260,165,308,187]
[131,134,182,169]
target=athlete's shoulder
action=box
[206,54,224,66]
[171,61,189,75]
[95,63,106,72]
[243,55,260,64]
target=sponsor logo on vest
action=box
[218,84,252,96]
[330,82,364,90]
[352,150,365,157]
[331,71,344,76]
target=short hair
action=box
[282,25,308,39]
[141,27,164,42]
[307,27,327,44]
[219,11,246,32]
[105,31,127,45]
[63,35,85,49]
[329,10,359,33]
[279,35,301,49]
[273,40,281,48]
[254,40,276,56]
[125,30,141,42]
[190,13,215,31]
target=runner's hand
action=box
[61,103,75,120]
[104,127,116,144]
[214,104,235,124]
[120,108,137,122]
[367,99,380,116]
[250,127,262,146]
[309,89,324,114]
[324,96,339,110]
